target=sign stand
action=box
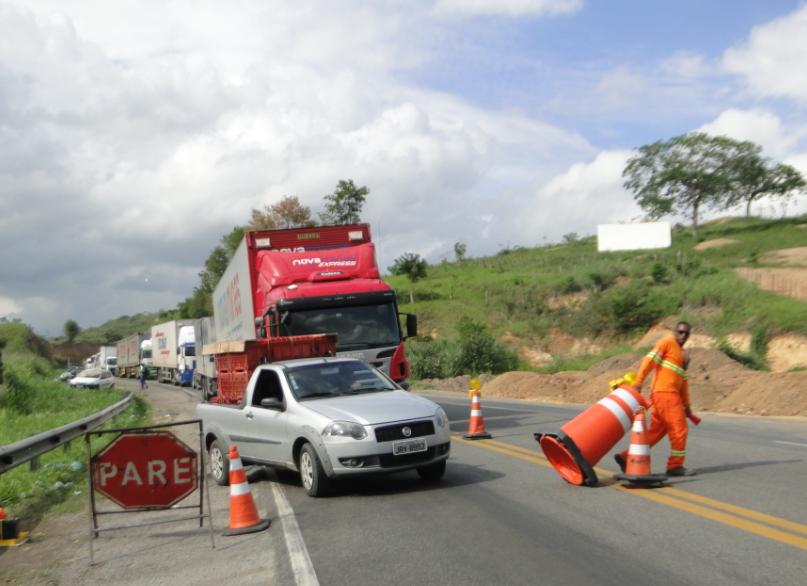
[85,419,215,566]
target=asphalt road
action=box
[2,379,805,585]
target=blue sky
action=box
[1,0,807,334]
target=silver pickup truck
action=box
[197,357,451,496]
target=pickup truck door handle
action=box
[245,411,254,419]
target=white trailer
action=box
[151,320,195,386]
[115,333,152,378]
[98,346,117,374]
[190,317,218,398]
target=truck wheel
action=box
[208,440,230,486]
[416,460,446,483]
[299,444,330,497]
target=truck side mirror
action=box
[405,313,418,339]
[260,397,285,411]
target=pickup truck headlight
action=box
[435,407,449,429]
[322,421,367,440]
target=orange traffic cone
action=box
[463,378,491,440]
[224,444,271,536]
[0,507,29,547]
[614,412,667,488]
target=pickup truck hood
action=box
[303,390,437,425]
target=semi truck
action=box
[209,223,416,389]
[115,333,152,378]
[98,346,117,374]
[191,316,218,397]
[151,320,195,386]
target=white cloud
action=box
[0,1,595,334]
[661,51,712,78]
[723,4,807,101]
[0,296,21,318]
[518,150,644,242]
[698,108,799,159]
[433,0,582,18]
[595,66,647,107]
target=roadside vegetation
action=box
[389,215,807,375]
[0,322,151,519]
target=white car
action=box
[198,358,451,496]
[69,368,116,389]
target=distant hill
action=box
[74,310,172,345]
[385,215,807,370]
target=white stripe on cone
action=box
[597,397,632,432]
[628,444,650,456]
[230,482,251,496]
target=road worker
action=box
[615,321,696,477]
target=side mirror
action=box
[404,313,418,339]
[260,397,285,411]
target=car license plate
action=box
[392,438,427,456]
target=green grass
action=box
[387,214,807,364]
[0,355,152,520]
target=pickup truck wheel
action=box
[209,440,230,486]
[299,444,329,497]
[417,460,446,483]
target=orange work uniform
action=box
[620,335,690,470]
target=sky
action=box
[2,0,807,336]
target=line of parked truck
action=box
[88,224,417,400]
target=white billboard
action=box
[597,222,671,252]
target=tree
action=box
[454,242,467,262]
[389,253,428,283]
[623,133,758,238]
[728,158,806,217]
[319,179,368,225]
[248,195,314,230]
[63,319,81,342]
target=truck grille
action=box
[374,420,435,442]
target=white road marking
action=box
[774,440,807,448]
[271,482,319,586]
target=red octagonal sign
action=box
[92,432,198,509]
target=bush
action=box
[596,284,671,333]
[407,320,519,378]
[557,276,582,294]
[651,262,669,284]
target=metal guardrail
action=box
[0,392,134,474]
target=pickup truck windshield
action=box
[280,302,400,350]
[286,362,398,400]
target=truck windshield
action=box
[280,303,400,350]
[142,349,152,359]
[286,361,398,400]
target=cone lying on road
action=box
[224,444,271,536]
[463,378,491,440]
[614,412,667,488]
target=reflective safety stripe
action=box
[671,450,686,456]
[230,481,251,496]
[471,409,482,416]
[597,397,632,432]
[611,388,641,414]
[632,419,646,432]
[660,359,688,378]
[646,351,662,363]
[230,458,244,471]
[628,444,650,456]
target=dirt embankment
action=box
[417,347,807,417]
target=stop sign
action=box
[92,432,198,509]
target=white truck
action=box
[191,317,218,398]
[115,333,153,378]
[151,320,196,386]
[98,346,117,374]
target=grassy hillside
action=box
[74,310,171,345]
[387,215,807,370]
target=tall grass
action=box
[0,357,151,519]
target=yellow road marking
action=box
[451,434,807,551]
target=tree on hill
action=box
[389,253,428,283]
[728,157,806,217]
[623,133,759,238]
[248,195,314,230]
[319,179,368,225]
[454,241,467,262]
[63,319,80,342]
